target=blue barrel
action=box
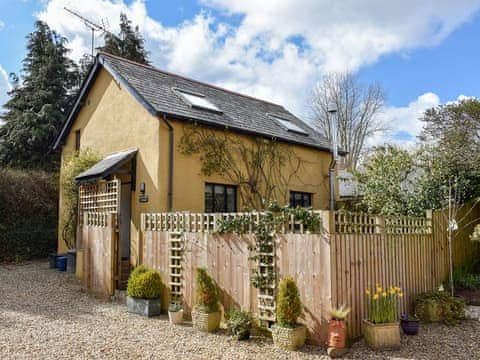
[56,256,68,272]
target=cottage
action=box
[53,52,337,268]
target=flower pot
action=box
[400,319,419,335]
[271,324,307,351]
[168,310,184,324]
[66,249,77,274]
[56,256,68,272]
[328,319,347,348]
[362,319,400,349]
[192,310,221,333]
[126,296,162,317]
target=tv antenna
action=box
[64,7,113,57]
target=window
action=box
[75,130,81,151]
[270,115,309,136]
[176,89,222,113]
[205,183,236,212]
[290,191,312,208]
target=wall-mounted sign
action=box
[139,194,149,203]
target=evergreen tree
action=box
[0,21,79,170]
[99,13,149,64]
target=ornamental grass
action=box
[365,285,403,324]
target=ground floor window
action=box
[205,183,236,212]
[290,191,312,208]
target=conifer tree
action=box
[99,13,149,64]
[0,21,79,170]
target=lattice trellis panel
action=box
[169,232,184,302]
[79,179,120,215]
[257,237,276,327]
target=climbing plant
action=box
[179,124,319,210]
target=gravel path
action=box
[1,261,479,360]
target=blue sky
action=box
[1,0,479,145]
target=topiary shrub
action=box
[195,267,219,313]
[127,265,163,299]
[277,277,303,328]
[414,290,465,325]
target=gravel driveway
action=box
[1,261,479,360]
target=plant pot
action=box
[56,256,68,272]
[168,310,184,324]
[327,319,347,348]
[126,296,161,317]
[271,324,307,351]
[400,319,419,335]
[66,249,77,273]
[192,310,221,333]
[422,301,441,322]
[362,319,400,349]
[48,253,57,269]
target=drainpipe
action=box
[161,114,174,212]
[327,102,338,211]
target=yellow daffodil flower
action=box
[399,293,404,298]
[373,294,379,300]
[365,289,371,296]
[382,292,387,297]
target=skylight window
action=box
[176,89,222,113]
[271,115,309,136]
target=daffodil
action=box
[365,289,371,296]
[376,286,382,293]
[382,292,387,297]
[389,288,396,295]
[399,293,404,298]
[373,294,379,300]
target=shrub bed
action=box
[0,168,57,262]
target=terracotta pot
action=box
[271,324,307,351]
[362,319,400,349]
[327,319,347,348]
[168,310,183,324]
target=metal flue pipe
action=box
[328,102,338,211]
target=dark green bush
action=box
[414,290,465,325]
[277,277,302,328]
[453,265,480,290]
[227,308,252,340]
[0,169,57,262]
[195,267,219,313]
[127,266,163,299]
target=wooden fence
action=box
[81,213,118,296]
[137,206,479,342]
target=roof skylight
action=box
[271,115,309,136]
[176,89,222,113]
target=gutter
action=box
[162,114,174,211]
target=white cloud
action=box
[0,65,12,121]
[36,1,480,145]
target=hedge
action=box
[0,168,58,262]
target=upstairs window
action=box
[270,115,309,136]
[176,89,222,113]
[205,183,236,213]
[290,191,312,208]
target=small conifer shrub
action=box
[195,267,220,313]
[277,277,303,328]
[127,265,163,299]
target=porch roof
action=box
[75,148,138,184]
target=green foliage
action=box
[365,285,402,324]
[126,266,163,299]
[0,21,80,170]
[168,302,183,312]
[99,13,149,64]
[0,168,57,262]
[60,149,101,249]
[330,305,350,320]
[453,265,480,290]
[195,267,220,313]
[227,309,252,340]
[414,290,465,325]
[277,277,303,328]
[355,145,423,216]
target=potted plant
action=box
[126,265,163,317]
[328,305,350,349]
[414,290,465,325]
[400,314,419,335]
[362,285,402,349]
[168,301,184,325]
[272,277,306,351]
[227,309,252,340]
[192,267,221,333]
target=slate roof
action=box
[75,148,137,183]
[54,52,333,152]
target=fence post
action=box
[375,216,385,234]
[319,210,334,234]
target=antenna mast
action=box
[64,7,112,57]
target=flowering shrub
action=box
[365,285,403,324]
[471,224,480,242]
